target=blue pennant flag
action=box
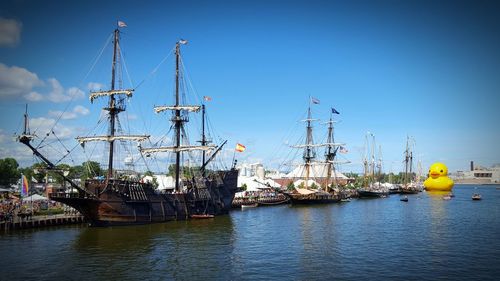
[332,107,340,114]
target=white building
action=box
[142,175,176,191]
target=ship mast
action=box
[200,104,208,176]
[303,104,315,189]
[18,23,148,196]
[106,28,119,179]
[403,136,410,186]
[75,25,150,179]
[324,115,337,192]
[174,42,182,191]
[18,105,94,197]
[139,39,217,192]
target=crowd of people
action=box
[0,193,79,223]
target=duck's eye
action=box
[440,170,443,173]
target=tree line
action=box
[0,158,207,188]
[0,157,104,187]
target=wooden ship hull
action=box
[287,192,341,204]
[49,170,238,226]
[357,189,388,198]
[399,188,420,194]
[231,193,289,208]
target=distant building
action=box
[453,161,500,184]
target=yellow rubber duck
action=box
[424,162,454,192]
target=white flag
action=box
[118,21,127,27]
[179,39,188,45]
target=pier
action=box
[1,214,86,232]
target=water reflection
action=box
[3,185,500,281]
[72,217,235,280]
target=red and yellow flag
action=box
[235,143,246,152]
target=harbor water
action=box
[1,184,499,280]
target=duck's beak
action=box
[430,172,440,178]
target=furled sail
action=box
[76,135,149,144]
[140,144,216,154]
[89,89,133,103]
[291,142,345,148]
[153,105,201,113]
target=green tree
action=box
[19,166,34,184]
[167,164,201,178]
[70,165,84,179]
[50,163,71,184]
[241,183,248,191]
[30,162,48,183]
[0,158,21,186]
[82,161,103,180]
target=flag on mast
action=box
[203,96,212,101]
[235,143,246,152]
[118,21,127,28]
[311,97,320,104]
[332,107,340,114]
[21,174,29,197]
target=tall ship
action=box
[18,25,238,226]
[357,133,389,198]
[285,101,348,204]
[400,136,422,194]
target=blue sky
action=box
[0,0,499,174]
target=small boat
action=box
[472,194,482,200]
[442,195,452,200]
[190,214,215,219]
[448,192,455,197]
[400,196,408,202]
[241,203,258,209]
[340,198,351,202]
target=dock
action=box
[1,214,86,232]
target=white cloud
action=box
[48,110,77,120]
[0,18,22,47]
[67,87,85,99]
[87,82,105,91]
[48,105,90,120]
[24,91,44,102]
[0,119,79,167]
[0,63,86,103]
[73,105,89,115]
[46,78,85,103]
[46,78,64,102]
[0,133,35,167]
[0,63,43,98]
[30,117,72,139]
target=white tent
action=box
[142,175,176,191]
[237,176,281,191]
[22,194,48,202]
[285,163,349,179]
